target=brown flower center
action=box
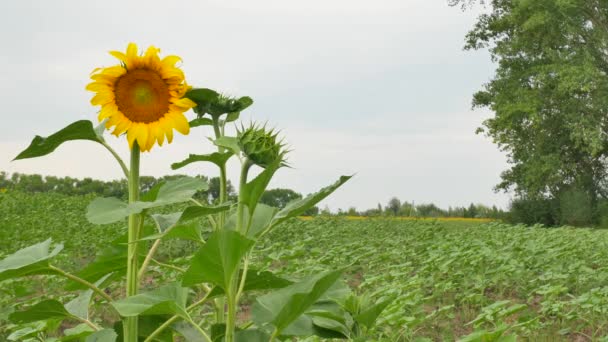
[114,68,170,123]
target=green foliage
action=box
[13,120,104,160]
[86,177,208,224]
[186,88,253,119]
[508,197,558,226]
[251,269,344,337]
[560,186,595,227]
[260,188,302,209]
[182,230,254,289]
[454,0,608,224]
[112,284,189,318]
[5,194,608,339]
[0,239,62,282]
[9,300,71,323]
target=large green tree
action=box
[451,0,608,222]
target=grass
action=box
[2,191,608,340]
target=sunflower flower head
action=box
[86,43,196,152]
[237,123,288,169]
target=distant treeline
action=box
[0,171,234,204]
[333,197,507,220]
[0,172,321,215]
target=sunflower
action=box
[86,43,196,152]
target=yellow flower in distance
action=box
[87,43,196,152]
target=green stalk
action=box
[144,288,214,342]
[225,160,252,342]
[124,143,141,342]
[236,160,252,234]
[212,116,229,323]
[48,265,113,303]
[212,116,228,230]
[225,293,237,342]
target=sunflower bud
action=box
[237,124,286,169]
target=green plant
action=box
[0,46,350,341]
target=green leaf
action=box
[150,212,182,232]
[14,120,103,160]
[246,204,278,237]
[187,88,253,117]
[240,157,283,219]
[213,136,241,155]
[112,283,189,318]
[87,177,208,224]
[172,152,234,170]
[173,321,210,342]
[225,203,278,237]
[69,246,125,288]
[113,317,173,342]
[225,111,240,123]
[310,316,350,338]
[235,96,253,112]
[0,239,63,282]
[154,176,208,202]
[7,321,47,341]
[65,274,112,319]
[182,230,255,289]
[9,299,71,323]
[270,176,351,228]
[85,329,118,342]
[86,197,129,225]
[61,323,95,341]
[186,88,220,115]
[189,117,214,127]
[354,296,395,329]
[252,268,345,335]
[180,203,232,222]
[208,269,293,297]
[137,221,204,244]
[235,329,270,342]
[210,323,226,341]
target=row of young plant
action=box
[0,44,394,341]
[258,218,608,340]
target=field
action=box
[2,191,608,341]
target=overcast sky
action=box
[0,0,510,211]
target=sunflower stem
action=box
[225,160,252,342]
[124,143,141,342]
[212,116,229,324]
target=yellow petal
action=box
[161,55,181,68]
[160,118,174,144]
[109,50,128,63]
[152,120,165,146]
[171,98,196,110]
[143,46,161,69]
[135,124,149,151]
[100,66,126,78]
[143,125,157,151]
[98,104,116,121]
[161,68,184,80]
[112,117,131,136]
[171,112,190,135]
[126,42,140,70]
[126,123,139,148]
[91,91,114,106]
[86,82,111,92]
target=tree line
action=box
[0,172,319,215]
[1,172,506,219]
[333,197,506,219]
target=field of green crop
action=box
[2,191,608,341]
